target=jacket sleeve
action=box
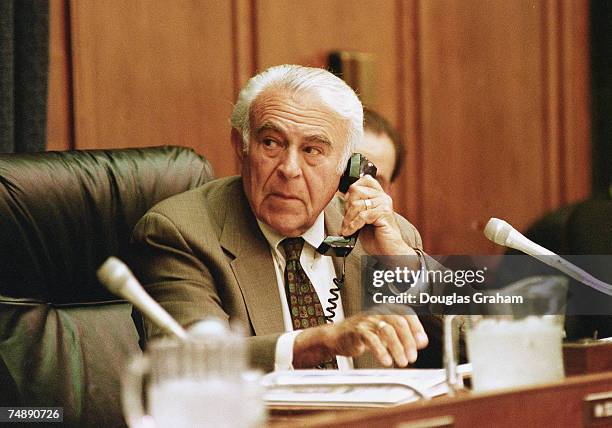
[130,210,281,372]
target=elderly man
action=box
[132,65,434,371]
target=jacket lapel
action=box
[219,180,285,336]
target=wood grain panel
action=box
[70,0,238,177]
[559,0,591,203]
[231,0,255,174]
[232,0,255,94]
[398,0,424,231]
[543,0,563,209]
[413,0,590,254]
[47,0,72,151]
[541,0,590,209]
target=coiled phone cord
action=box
[325,257,346,323]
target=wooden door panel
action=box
[70,0,238,176]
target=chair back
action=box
[0,146,214,427]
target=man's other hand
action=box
[292,314,429,368]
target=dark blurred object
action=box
[0,0,49,153]
[590,0,612,197]
[518,198,612,340]
[328,50,376,106]
[524,198,611,255]
[0,146,214,427]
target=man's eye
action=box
[304,146,322,155]
[262,139,279,148]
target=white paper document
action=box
[261,368,450,408]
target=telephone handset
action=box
[316,153,377,258]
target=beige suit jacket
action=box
[131,176,427,371]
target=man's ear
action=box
[231,128,246,161]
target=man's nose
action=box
[277,150,302,178]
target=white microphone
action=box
[484,218,612,296]
[97,257,189,340]
[484,218,556,256]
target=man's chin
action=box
[262,212,311,237]
[256,200,314,236]
[267,220,308,237]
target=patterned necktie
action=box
[281,237,337,369]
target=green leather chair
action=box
[0,146,214,427]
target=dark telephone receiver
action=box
[316,153,377,258]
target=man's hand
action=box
[341,175,416,256]
[292,314,429,368]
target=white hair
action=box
[230,64,363,173]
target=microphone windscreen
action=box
[484,218,513,246]
[97,256,131,294]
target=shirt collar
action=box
[257,211,325,252]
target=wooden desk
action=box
[269,371,612,427]
[564,341,612,376]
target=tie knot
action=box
[281,237,304,261]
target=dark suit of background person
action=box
[131,65,436,371]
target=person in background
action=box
[357,107,405,193]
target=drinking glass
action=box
[445,275,567,393]
[121,326,265,428]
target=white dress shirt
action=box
[256,213,353,370]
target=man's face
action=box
[235,89,349,237]
[356,131,396,193]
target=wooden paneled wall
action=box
[46,0,591,254]
[47,0,72,151]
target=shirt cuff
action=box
[274,330,303,371]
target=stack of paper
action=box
[261,369,449,408]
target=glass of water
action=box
[445,275,568,393]
[121,322,265,428]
